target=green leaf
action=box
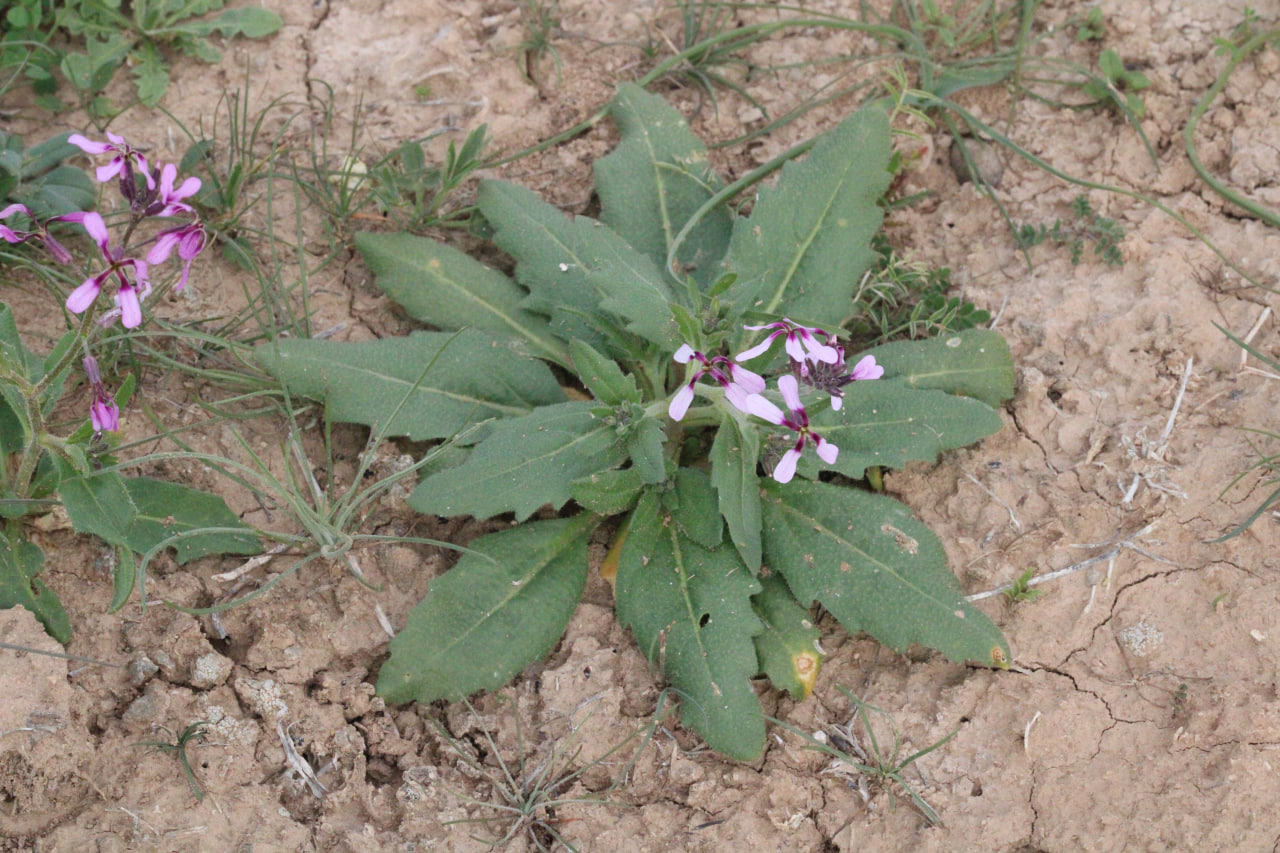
[409,401,628,521]
[811,381,1005,481]
[130,42,169,107]
[377,514,596,704]
[255,330,565,441]
[59,469,136,547]
[355,231,567,367]
[0,536,70,643]
[570,466,643,516]
[625,414,667,485]
[724,106,894,329]
[478,180,681,352]
[752,572,822,700]
[664,467,722,549]
[869,329,1015,407]
[123,478,260,564]
[761,480,1007,667]
[710,412,762,571]
[616,493,764,760]
[204,7,283,38]
[569,339,639,405]
[595,83,732,284]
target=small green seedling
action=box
[1082,49,1150,119]
[136,721,211,802]
[1003,566,1043,603]
[518,0,564,86]
[1075,7,1106,42]
[1016,195,1125,267]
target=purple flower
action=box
[146,220,206,290]
[669,344,766,421]
[737,318,840,365]
[68,132,156,191]
[151,163,201,217]
[745,375,838,484]
[1,204,74,264]
[64,212,150,329]
[83,356,119,432]
[798,346,885,411]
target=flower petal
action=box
[728,363,766,394]
[79,212,111,251]
[673,344,696,364]
[815,437,839,465]
[68,134,113,154]
[777,375,803,413]
[66,278,102,314]
[772,449,800,484]
[116,286,142,329]
[850,354,885,380]
[745,393,785,425]
[735,336,777,362]
[668,384,696,421]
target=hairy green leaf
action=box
[626,414,668,485]
[478,180,680,351]
[410,401,628,521]
[596,83,732,284]
[710,411,762,571]
[569,339,639,405]
[870,329,1015,408]
[124,478,260,564]
[616,493,764,760]
[0,536,69,643]
[665,467,722,549]
[356,231,567,366]
[752,572,822,700]
[761,480,1007,666]
[378,514,596,704]
[810,381,1005,481]
[256,330,565,441]
[59,469,136,547]
[725,106,893,329]
[570,466,643,516]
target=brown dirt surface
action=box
[3,1,1280,851]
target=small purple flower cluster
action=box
[0,133,209,433]
[669,318,884,484]
[0,132,207,331]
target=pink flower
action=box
[1,204,74,264]
[151,163,201,217]
[68,132,156,190]
[146,221,206,290]
[799,347,884,411]
[83,356,119,432]
[669,344,766,421]
[63,212,150,328]
[745,375,838,484]
[737,318,840,365]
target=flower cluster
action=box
[669,318,883,484]
[0,133,209,433]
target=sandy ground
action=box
[4,0,1280,850]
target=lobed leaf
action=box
[378,514,597,704]
[761,480,1007,667]
[0,536,69,643]
[124,478,260,564]
[595,83,732,284]
[616,493,765,760]
[255,330,565,442]
[752,572,822,700]
[356,231,567,366]
[724,106,893,330]
[569,339,639,405]
[709,411,762,571]
[869,329,1015,408]
[409,401,628,521]
[478,180,681,352]
[810,381,1005,481]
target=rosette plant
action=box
[260,85,1015,760]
